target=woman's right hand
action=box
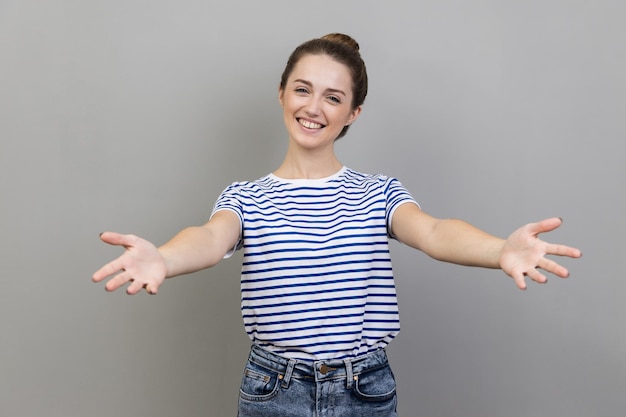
[92,232,167,295]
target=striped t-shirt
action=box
[211,166,418,361]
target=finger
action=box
[528,217,563,236]
[145,283,159,295]
[537,257,569,278]
[99,232,138,248]
[104,270,132,292]
[92,258,126,282]
[511,271,527,290]
[127,279,160,295]
[545,243,583,259]
[525,268,548,284]
[126,279,147,295]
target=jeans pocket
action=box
[239,361,282,402]
[353,364,397,402]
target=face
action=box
[279,54,361,151]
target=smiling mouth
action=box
[297,118,325,129]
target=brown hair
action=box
[279,33,368,139]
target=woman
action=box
[93,33,582,416]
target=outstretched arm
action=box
[390,203,582,290]
[92,210,241,295]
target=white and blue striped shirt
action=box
[211,166,418,361]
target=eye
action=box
[295,87,309,94]
[327,95,341,104]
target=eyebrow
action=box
[293,79,347,97]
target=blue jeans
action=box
[237,344,398,417]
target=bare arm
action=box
[158,210,241,277]
[92,210,241,295]
[391,203,505,267]
[390,203,582,289]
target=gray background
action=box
[1,0,623,416]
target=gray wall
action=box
[1,1,623,416]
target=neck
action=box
[274,143,343,180]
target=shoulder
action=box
[343,168,417,207]
[341,167,401,189]
[220,174,278,193]
[343,167,392,181]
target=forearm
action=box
[423,218,505,268]
[157,226,223,278]
[157,210,240,278]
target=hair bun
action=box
[320,33,360,52]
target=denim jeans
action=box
[237,344,398,417]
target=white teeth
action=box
[298,119,323,129]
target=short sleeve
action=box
[210,182,245,257]
[382,177,420,238]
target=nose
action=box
[303,96,322,116]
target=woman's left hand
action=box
[499,217,582,290]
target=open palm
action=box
[499,218,582,290]
[92,232,167,295]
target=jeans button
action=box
[320,364,329,374]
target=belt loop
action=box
[344,358,354,390]
[281,359,297,389]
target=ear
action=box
[278,86,284,106]
[346,105,362,126]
